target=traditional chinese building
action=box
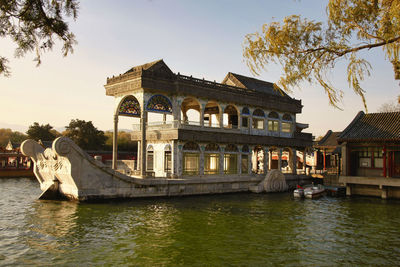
[104,60,312,179]
[314,130,341,174]
[0,140,33,177]
[339,111,400,198]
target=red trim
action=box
[383,145,387,177]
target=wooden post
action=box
[383,145,387,177]
[323,149,326,171]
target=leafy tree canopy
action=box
[104,131,137,151]
[0,0,79,76]
[0,128,27,146]
[27,122,57,141]
[244,0,400,111]
[64,119,106,150]
[377,100,400,112]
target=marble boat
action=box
[21,137,298,201]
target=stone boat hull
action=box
[21,137,310,201]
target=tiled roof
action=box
[222,72,290,98]
[124,59,172,74]
[338,111,400,141]
[317,130,341,147]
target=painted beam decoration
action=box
[119,96,141,117]
[146,94,172,113]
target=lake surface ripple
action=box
[1,178,400,266]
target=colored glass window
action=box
[146,95,172,113]
[119,96,141,117]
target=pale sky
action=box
[0,0,399,137]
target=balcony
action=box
[132,120,241,133]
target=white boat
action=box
[304,185,325,199]
[293,187,304,198]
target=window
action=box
[241,154,248,174]
[252,109,265,130]
[147,150,154,171]
[164,151,171,172]
[242,117,248,128]
[281,114,292,133]
[268,111,280,132]
[268,120,279,132]
[224,154,238,174]
[282,122,291,133]
[205,153,219,174]
[183,153,199,175]
[374,148,383,168]
[183,142,200,175]
[356,147,383,168]
[253,118,264,129]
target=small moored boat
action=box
[304,184,325,199]
[293,185,304,198]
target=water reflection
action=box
[1,179,400,266]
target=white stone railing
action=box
[132,120,297,137]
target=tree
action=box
[0,128,27,146]
[377,100,400,112]
[0,0,79,76]
[27,122,57,141]
[64,119,107,150]
[104,131,137,151]
[243,0,400,111]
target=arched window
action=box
[205,143,220,175]
[183,142,200,175]
[204,101,221,127]
[223,105,239,129]
[118,96,141,117]
[146,145,154,171]
[181,97,201,126]
[224,144,238,174]
[253,109,265,117]
[252,109,265,130]
[282,113,292,133]
[268,111,279,132]
[205,143,220,152]
[282,114,292,121]
[241,107,250,128]
[164,144,172,172]
[146,94,172,113]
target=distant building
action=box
[0,140,33,177]
[314,130,341,174]
[105,60,313,178]
[339,111,400,198]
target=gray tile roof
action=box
[222,72,290,98]
[317,130,341,147]
[338,111,400,141]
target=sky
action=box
[0,0,399,137]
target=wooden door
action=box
[392,151,400,177]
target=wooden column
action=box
[383,145,387,177]
[323,149,326,171]
[112,114,118,170]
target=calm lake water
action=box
[1,178,400,266]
